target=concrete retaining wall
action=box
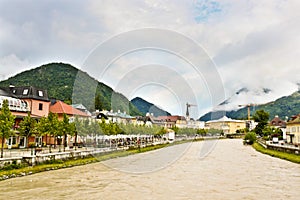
[266,143,300,155]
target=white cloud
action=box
[0,54,30,80]
[0,0,299,117]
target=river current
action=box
[0,139,299,199]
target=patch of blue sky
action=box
[193,0,223,23]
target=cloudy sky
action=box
[0,0,299,118]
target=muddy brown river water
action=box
[0,139,299,200]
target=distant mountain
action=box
[0,62,142,116]
[131,97,171,117]
[200,90,300,121]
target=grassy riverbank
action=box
[252,142,300,164]
[0,139,197,181]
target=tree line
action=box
[0,99,188,157]
[0,98,224,158]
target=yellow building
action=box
[205,116,246,134]
[286,115,300,145]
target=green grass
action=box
[252,142,300,164]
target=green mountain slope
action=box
[200,90,300,121]
[131,97,171,117]
[0,62,142,116]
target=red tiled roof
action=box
[269,116,286,127]
[157,115,186,122]
[50,101,89,117]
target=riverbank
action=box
[0,139,199,181]
[252,142,300,164]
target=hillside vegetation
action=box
[131,97,171,117]
[0,63,142,116]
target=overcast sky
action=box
[0,0,299,118]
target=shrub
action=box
[28,142,36,148]
[0,162,28,171]
[244,132,257,145]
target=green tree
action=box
[73,116,83,149]
[69,121,76,145]
[37,112,60,152]
[156,127,167,136]
[95,94,103,111]
[89,119,101,146]
[35,116,48,146]
[0,100,16,158]
[59,114,73,152]
[197,128,207,136]
[253,110,270,136]
[18,112,36,148]
[262,126,282,139]
[47,112,60,147]
[76,118,90,145]
[171,126,179,134]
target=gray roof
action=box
[0,88,15,97]
[0,86,49,101]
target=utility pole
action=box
[238,104,255,120]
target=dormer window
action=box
[38,90,43,97]
[12,89,16,94]
[23,89,29,95]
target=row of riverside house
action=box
[1,85,299,149]
[0,85,89,149]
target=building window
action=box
[38,90,43,97]
[39,103,43,111]
[23,89,29,95]
[8,137,17,146]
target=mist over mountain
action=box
[216,87,281,111]
[200,89,300,121]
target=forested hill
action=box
[0,63,142,116]
[199,90,300,121]
[131,97,171,117]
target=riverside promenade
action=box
[0,139,299,200]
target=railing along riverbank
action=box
[257,138,300,155]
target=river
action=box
[0,139,299,200]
